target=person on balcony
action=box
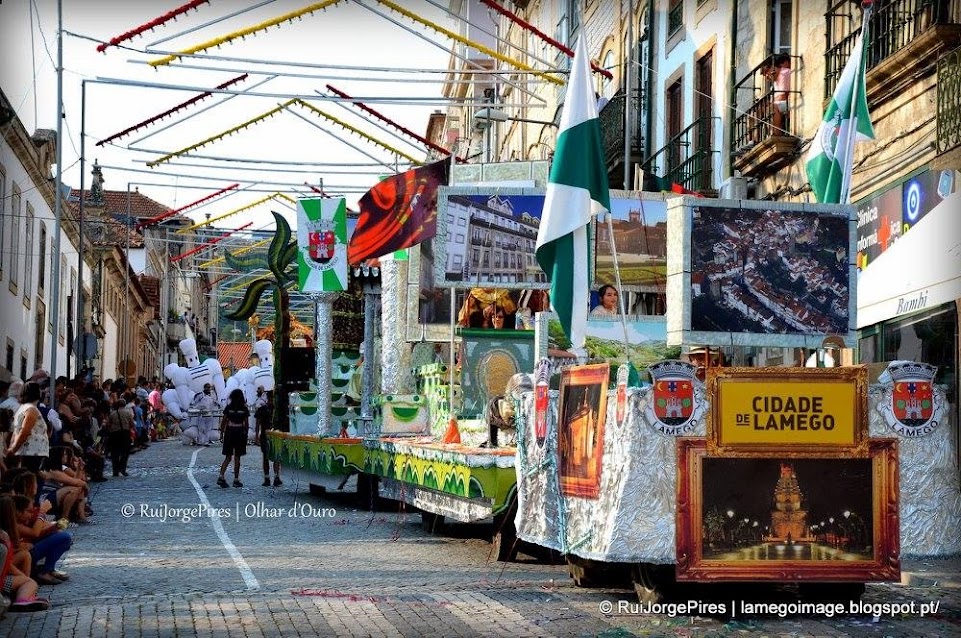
[762,54,792,134]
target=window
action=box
[38,223,46,293]
[770,0,793,55]
[694,50,714,187]
[19,353,27,382]
[34,300,45,372]
[9,183,21,289]
[23,204,34,301]
[60,255,67,338]
[666,77,684,169]
[0,164,5,277]
[668,0,684,36]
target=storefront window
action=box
[882,303,957,402]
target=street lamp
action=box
[473,107,557,164]
[473,107,559,128]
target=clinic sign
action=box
[707,367,868,457]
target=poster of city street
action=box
[690,207,850,335]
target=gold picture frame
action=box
[558,363,610,499]
[675,438,900,582]
[706,366,869,458]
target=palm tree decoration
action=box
[222,211,298,430]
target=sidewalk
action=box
[900,555,961,588]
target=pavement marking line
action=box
[186,448,261,590]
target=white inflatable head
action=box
[180,338,200,367]
[253,340,273,367]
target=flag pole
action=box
[840,1,873,204]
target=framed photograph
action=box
[675,438,900,582]
[706,366,869,457]
[665,198,857,348]
[558,363,610,498]
[433,186,551,289]
[593,193,668,292]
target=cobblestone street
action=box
[2,440,959,637]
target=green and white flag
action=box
[535,35,610,350]
[297,197,348,292]
[805,4,875,204]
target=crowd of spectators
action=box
[0,372,170,614]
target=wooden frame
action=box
[707,366,869,457]
[557,363,610,499]
[676,438,900,582]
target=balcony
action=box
[936,46,961,168]
[645,117,718,195]
[731,55,802,178]
[597,89,644,188]
[826,0,961,106]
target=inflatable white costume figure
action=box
[250,340,275,392]
[164,339,226,445]
[180,338,228,405]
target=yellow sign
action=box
[707,367,868,457]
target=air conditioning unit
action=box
[720,176,748,200]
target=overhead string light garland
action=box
[146,100,295,167]
[147,98,422,168]
[367,0,564,86]
[136,182,240,230]
[176,192,295,233]
[325,84,465,162]
[170,222,253,262]
[97,0,210,53]
[479,0,612,79]
[148,0,347,68]
[98,74,249,147]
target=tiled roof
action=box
[218,342,253,371]
[68,188,177,249]
[68,188,172,221]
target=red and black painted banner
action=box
[347,158,450,265]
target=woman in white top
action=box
[590,285,620,318]
[6,382,50,472]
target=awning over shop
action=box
[857,192,961,328]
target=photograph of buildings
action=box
[441,193,546,287]
[594,198,667,290]
[690,207,850,335]
[700,457,873,562]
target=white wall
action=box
[0,132,91,382]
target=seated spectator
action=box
[0,496,49,612]
[12,494,72,586]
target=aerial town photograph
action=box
[0,0,959,636]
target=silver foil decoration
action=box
[312,293,338,436]
[869,384,961,556]
[379,257,410,394]
[516,384,961,563]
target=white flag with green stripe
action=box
[297,197,348,292]
[535,35,610,350]
[805,4,875,204]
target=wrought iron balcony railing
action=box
[597,89,644,170]
[826,0,961,96]
[732,55,802,148]
[645,117,718,193]
[938,46,961,155]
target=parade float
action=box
[513,195,961,600]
